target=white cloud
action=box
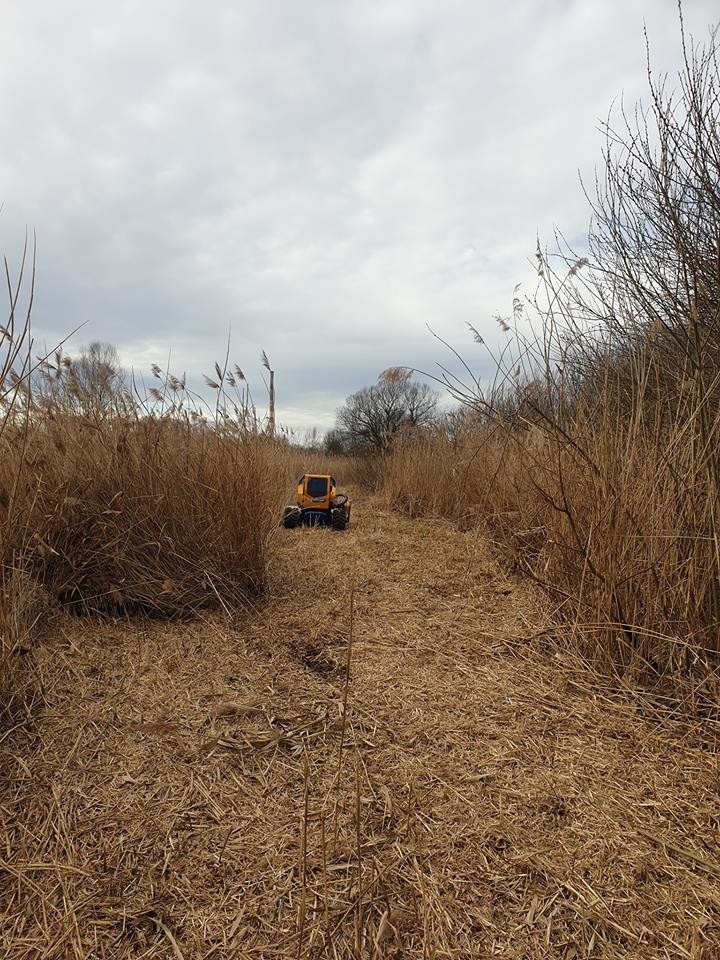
[1,0,717,430]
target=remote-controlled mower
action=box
[282,474,351,530]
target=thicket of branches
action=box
[385,20,720,697]
[332,368,438,452]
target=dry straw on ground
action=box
[3,501,719,958]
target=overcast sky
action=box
[2,0,717,432]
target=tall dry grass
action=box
[384,355,720,700]
[3,348,303,617]
[0,239,42,722]
[384,384,720,692]
[1,415,285,617]
[385,28,720,701]
[0,331,312,722]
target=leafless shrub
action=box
[384,22,720,701]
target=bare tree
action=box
[434,19,720,427]
[336,369,438,450]
[588,29,720,344]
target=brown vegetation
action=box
[382,29,720,708]
[4,503,720,958]
[0,328,294,725]
[2,413,282,615]
[0,322,358,725]
[3,18,720,959]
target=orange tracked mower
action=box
[281,474,351,530]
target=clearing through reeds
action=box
[3,497,720,958]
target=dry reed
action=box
[0,413,284,616]
[382,27,720,708]
[3,501,719,957]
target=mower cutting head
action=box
[282,474,351,530]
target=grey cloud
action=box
[2,0,718,430]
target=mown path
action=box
[2,499,720,958]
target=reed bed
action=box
[2,413,288,615]
[0,240,40,724]
[383,30,720,703]
[0,338,311,725]
[0,339,361,726]
[383,352,720,704]
[383,400,720,700]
